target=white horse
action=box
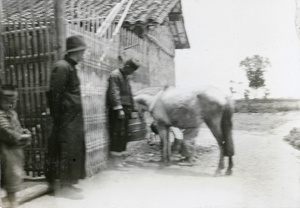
[134,86,235,176]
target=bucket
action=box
[127,112,147,142]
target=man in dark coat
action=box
[106,58,140,168]
[46,35,87,199]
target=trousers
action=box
[108,106,132,153]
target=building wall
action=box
[119,26,151,92]
[296,0,300,39]
[146,24,176,87]
[120,23,176,90]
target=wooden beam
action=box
[0,0,4,83]
[168,13,182,21]
[54,0,66,60]
[100,0,133,63]
[96,0,128,37]
[0,0,3,21]
[145,34,174,57]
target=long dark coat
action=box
[45,56,86,184]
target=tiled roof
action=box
[1,0,189,49]
[67,0,180,26]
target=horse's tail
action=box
[221,98,234,157]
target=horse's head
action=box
[133,94,153,116]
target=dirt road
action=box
[20,112,300,208]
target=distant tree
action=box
[230,86,235,95]
[263,88,270,100]
[244,89,252,111]
[239,55,271,92]
[244,89,250,100]
[229,80,236,97]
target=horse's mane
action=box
[134,94,153,106]
[134,86,174,111]
[134,87,164,96]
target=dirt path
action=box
[20,112,300,208]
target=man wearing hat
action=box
[46,35,87,199]
[106,58,140,168]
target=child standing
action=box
[0,84,31,208]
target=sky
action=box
[175,0,300,99]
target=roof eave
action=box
[168,1,190,49]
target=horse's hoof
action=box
[177,161,194,167]
[214,170,222,177]
[225,169,232,176]
[219,164,225,170]
[164,161,171,167]
[158,164,165,169]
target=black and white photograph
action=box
[1,0,300,207]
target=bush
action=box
[284,127,300,149]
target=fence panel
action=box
[66,18,118,176]
[0,0,56,177]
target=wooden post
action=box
[54,0,66,60]
[0,0,3,25]
[0,0,4,83]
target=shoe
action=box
[109,159,128,169]
[177,161,194,166]
[55,186,84,200]
[121,151,130,157]
[70,185,83,193]
[109,153,132,169]
[122,161,134,167]
[47,183,54,193]
[114,163,127,168]
[177,157,194,166]
[10,202,19,208]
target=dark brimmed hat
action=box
[124,58,140,70]
[65,35,87,53]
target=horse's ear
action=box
[118,55,124,67]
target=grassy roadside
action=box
[235,99,300,113]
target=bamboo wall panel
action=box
[0,17,56,177]
[66,21,116,176]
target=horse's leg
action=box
[226,157,233,175]
[166,128,172,164]
[156,124,170,166]
[215,147,225,177]
[205,117,225,176]
[181,127,199,164]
